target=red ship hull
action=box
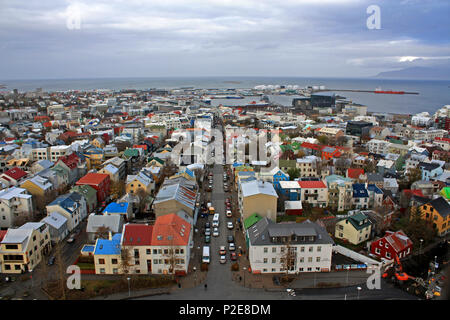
[374,90,405,94]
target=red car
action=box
[230,252,237,261]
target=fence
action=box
[333,245,382,267]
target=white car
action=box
[213,227,219,237]
[227,222,234,230]
[212,220,219,227]
[229,242,236,251]
[220,255,227,264]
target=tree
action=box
[163,240,183,280]
[110,180,126,200]
[279,238,296,280]
[407,167,422,185]
[95,226,111,240]
[317,135,329,145]
[336,135,348,147]
[54,242,66,300]
[287,168,300,180]
[120,247,132,276]
[363,160,377,174]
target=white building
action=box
[247,218,333,274]
[367,139,389,155]
[0,187,34,229]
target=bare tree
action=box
[120,247,132,276]
[279,238,296,281]
[163,241,183,279]
[95,226,111,240]
[54,242,66,300]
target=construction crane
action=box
[382,254,441,299]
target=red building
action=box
[370,230,413,260]
[75,173,111,203]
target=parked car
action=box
[226,210,232,218]
[213,228,219,237]
[205,222,211,229]
[227,235,234,243]
[212,220,219,228]
[66,235,76,244]
[230,252,237,261]
[204,235,211,243]
[205,228,211,236]
[220,255,227,264]
[227,221,234,230]
[219,246,226,255]
[229,243,236,251]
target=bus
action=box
[202,246,210,264]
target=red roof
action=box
[301,142,320,150]
[0,230,7,242]
[133,144,148,150]
[76,173,109,186]
[403,189,424,197]
[57,153,80,170]
[435,137,450,143]
[151,214,191,246]
[122,224,153,246]
[383,230,413,253]
[347,168,365,179]
[297,180,326,189]
[3,167,27,180]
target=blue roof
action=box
[48,193,82,214]
[103,202,129,214]
[94,234,122,255]
[352,184,369,198]
[81,245,95,253]
[367,184,383,194]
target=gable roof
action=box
[3,167,27,181]
[352,183,369,198]
[86,213,122,233]
[241,180,278,198]
[382,230,412,253]
[427,197,450,218]
[151,213,191,246]
[122,224,153,246]
[347,168,365,180]
[76,173,109,186]
[57,153,79,170]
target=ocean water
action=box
[1,76,449,115]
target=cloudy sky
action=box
[0,0,449,79]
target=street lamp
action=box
[357,286,362,300]
[127,277,131,297]
[243,267,247,287]
[419,239,423,255]
[29,269,33,289]
[346,266,350,285]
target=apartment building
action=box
[0,187,34,229]
[297,180,328,208]
[324,175,353,212]
[247,218,333,274]
[0,222,51,274]
[367,139,389,155]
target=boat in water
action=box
[374,87,405,94]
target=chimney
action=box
[108,231,113,240]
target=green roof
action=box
[244,213,263,229]
[345,213,372,231]
[441,187,450,201]
[123,148,139,158]
[71,184,97,204]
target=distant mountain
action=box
[374,66,450,80]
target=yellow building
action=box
[417,197,450,236]
[93,234,122,275]
[126,171,155,195]
[91,137,105,149]
[239,180,278,222]
[0,222,51,274]
[335,213,372,245]
[21,176,54,198]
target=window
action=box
[263,258,268,264]
[263,247,268,253]
[113,268,118,274]
[300,246,305,252]
[134,259,139,265]
[300,257,304,263]
[98,259,105,264]
[317,246,321,252]
[146,249,151,255]
[153,259,158,264]
[316,257,321,262]
[5,244,18,250]
[386,252,391,259]
[175,249,180,254]
[379,241,383,246]
[100,268,105,274]
[263,269,267,272]
[272,258,276,263]
[180,249,184,254]
[111,259,118,264]
[4,264,10,270]
[307,267,312,271]
[164,249,169,255]
[272,247,276,253]
[299,268,304,272]
[153,249,157,254]
[272,268,276,272]
[309,247,313,252]
[385,243,389,249]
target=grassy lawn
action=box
[76,262,95,270]
[46,276,177,300]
